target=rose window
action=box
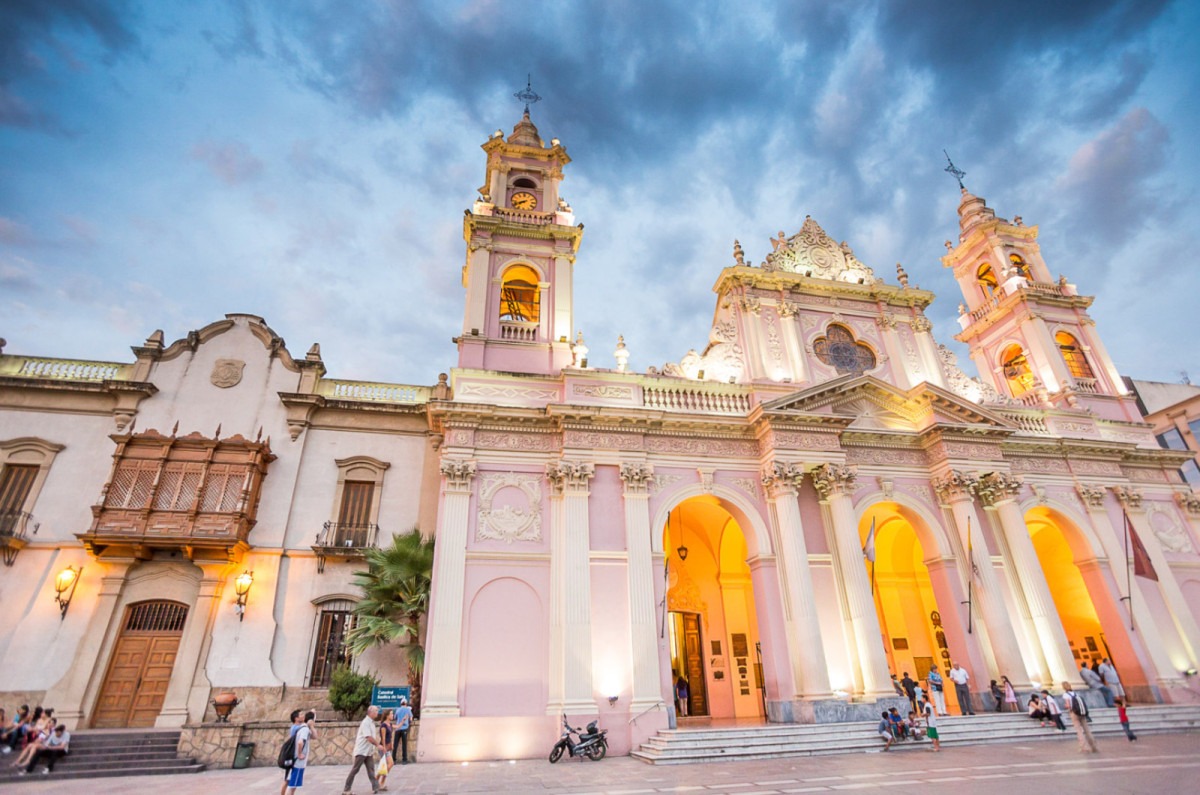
[813,324,876,375]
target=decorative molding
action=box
[766,429,842,452]
[210,359,245,388]
[1175,491,1200,515]
[811,463,857,498]
[440,458,476,491]
[546,459,595,495]
[845,447,928,467]
[731,476,760,500]
[618,462,654,495]
[645,436,758,457]
[667,565,706,616]
[931,470,977,503]
[1008,456,1070,475]
[1110,485,1143,510]
[976,472,1023,506]
[1077,484,1107,508]
[475,430,559,451]
[648,473,683,496]
[761,462,805,498]
[761,216,878,284]
[563,429,642,450]
[457,383,558,401]
[1069,459,1122,477]
[476,472,543,544]
[1146,501,1195,553]
[698,468,715,493]
[572,384,635,400]
[897,482,937,509]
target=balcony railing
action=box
[642,385,752,415]
[317,380,432,404]
[313,522,379,573]
[499,321,538,342]
[0,510,39,566]
[0,356,131,382]
[491,206,556,225]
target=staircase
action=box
[0,729,205,783]
[631,705,1200,764]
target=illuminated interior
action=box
[1026,508,1107,669]
[976,263,999,299]
[1001,344,1036,396]
[664,495,764,721]
[499,264,540,323]
[1055,331,1095,379]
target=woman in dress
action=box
[1002,675,1019,712]
[376,709,395,786]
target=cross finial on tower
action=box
[943,150,966,190]
[514,74,542,115]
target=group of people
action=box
[279,697,412,794]
[0,704,71,775]
[877,694,942,752]
[339,699,413,795]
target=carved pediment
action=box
[761,216,879,284]
[761,375,1016,434]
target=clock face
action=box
[511,191,537,210]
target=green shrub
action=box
[328,665,377,720]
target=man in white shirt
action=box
[22,724,69,774]
[342,705,387,794]
[1098,659,1124,704]
[286,710,314,793]
[948,662,975,715]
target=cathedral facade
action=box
[2,111,1199,761]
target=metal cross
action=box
[943,150,966,190]
[514,75,542,115]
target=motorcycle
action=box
[548,714,608,762]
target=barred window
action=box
[310,599,357,687]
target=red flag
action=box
[1125,512,1159,582]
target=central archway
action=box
[664,495,765,722]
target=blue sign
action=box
[372,685,411,711]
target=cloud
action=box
[0,217,34,245]
[190,139,265,185]
[287,139,371,200]
[0,257,41,293]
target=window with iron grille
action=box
[309,600,357,687]
[0,464,37,536]
[124,600,189,632]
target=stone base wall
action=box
[0,691,49,717]
[179,720,419,768]
[201,686,337,723]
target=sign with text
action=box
[371,685,411,711]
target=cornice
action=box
[713,266,935,308]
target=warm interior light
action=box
[234,571,254,597]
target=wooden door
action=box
[682,613,708,717]
[93,601,187,728]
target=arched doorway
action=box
[859,502,957,710]
[664,495,764,721]
[92,600,188,728]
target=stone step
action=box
[0,763,207,783]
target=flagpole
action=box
[964,516,973,634]
[1123,510,1135,631]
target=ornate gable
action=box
[761,216,879,284]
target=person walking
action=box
[375,710,395,787]
[921,694,941,752]
[948,662,974,715]
[1061,682,1098,753]
[1098,659,1124,706]
[285,711,314,793]
[1116,697,1137,741]
[1001,676,1019,712]
[393,698,413,765]
[342,705,387,795]
[675,676,690,717]
[1042,690,1066,731]
[926,667,947,716]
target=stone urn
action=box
[212,690,240,723]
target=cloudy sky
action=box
[2,1,1198,388]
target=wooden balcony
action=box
[313,522,379,573]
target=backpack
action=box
[1070,694,1088,717]
[277,733,297,770]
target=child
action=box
[888,707,908,739]
[922,694,941,752]
[989,680,1003,712]
[1116,696,1137,741]
[1027,694,1049,727]
[906,711,925,740]
[877,711,895,751]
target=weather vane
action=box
[943,150,966,190]
[514,75,542,115]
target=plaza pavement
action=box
[10,731,1200,794]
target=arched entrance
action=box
[859,504,950,696]
[1025,507,1145,690]
[92,600,188,727]
[664,495,765,721]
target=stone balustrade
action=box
[318,380,432,404]
[0,356,129,381]
[642,385,752,414]
[996,410,1051,436]
[499,321,538,342]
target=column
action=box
[778,305,811,384]
[984,478,1081,686]
[1026,316,1073,392]
[981,507,1053,685]
[548,460,596,713]
[158,561,231,727]
[762,462,831,698]
[877,315,912,389]
[619,463,664,712]
[1116,487,1200,669]
[811,464,891,697]
[422,459,476,717]
[44,559,134,724]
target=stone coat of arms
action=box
[210,359,246,389]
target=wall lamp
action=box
[233,571,254,621]
[608,694,619,706]
[54,565,82,619]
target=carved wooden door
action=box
[93,602,187,728]
[682,613,708,717]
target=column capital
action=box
[1111,485,1143,510]
[811,462,857,499]
[976,472,1023,506]
[1077,483,1107,509]
[931,470,977,504]
[440,458,477,492]
[1175,489,1200,515]
[618,462,654,495]
[547,459,595,495]
[761,461,804,498]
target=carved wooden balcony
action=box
[313,522,378,573]
[0,510,39,566]
[79,429,274,563]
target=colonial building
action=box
[2,109,1199,762]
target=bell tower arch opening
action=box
[663,495,765,722]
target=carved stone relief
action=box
[476,472,542,544]
[210,359,246,389]
[645,436,758,457]
[475,430,559,451]
[1146,502,1196,553]
[648,473,683,496]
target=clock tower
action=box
[456,110,583,375]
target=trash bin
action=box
[232,741,256,769]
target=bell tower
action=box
[943,183,1140,422]
[456,105,583,376]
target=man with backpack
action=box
[1060,682,1098,753]
[279,710,305,795]
[285,710,314,793]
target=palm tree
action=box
[346,528,434,714]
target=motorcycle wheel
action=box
[549,744,564,763]
[586,741,607,761]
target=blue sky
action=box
[2,1,1198,387]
